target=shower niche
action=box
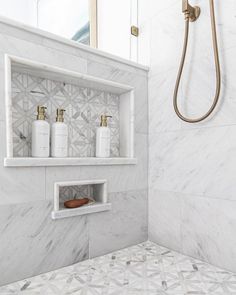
[52,179,111,220]
[4,55,136,167]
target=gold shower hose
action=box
[173,0,221,123]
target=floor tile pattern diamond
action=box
[1,241,236,294]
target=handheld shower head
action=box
[174,0,221,123]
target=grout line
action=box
[149,122,236,136]
[108,187,148,196]
[148,187,236,202]
[44,167,47,201]
[147,73,150,241]
[86,57,148,78]
[87,214,91,260]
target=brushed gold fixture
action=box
[131,26,139,37]
[56,109,66,122]
[100,115,112,127]
[173,0,221,123]
[182,0,200,22]
[90,0,98,48]
[37,106,47,120]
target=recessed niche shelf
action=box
[51,179,111,220]
[4,157,137,167]
[4,54,136,167]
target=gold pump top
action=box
[56,109,66,122]
[37,106,47,120]
[100,115,112,127]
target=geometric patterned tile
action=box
[59,184,94,203]
[1,241,236,294]
[12,71,120,158]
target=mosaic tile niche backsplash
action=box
[11,71,120,157]
[59,185,93,205]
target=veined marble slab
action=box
[140,0,236,273]
[89,189,148,258]
[0,188,148,286]
[149,125,236,200]
[0,200,89,286]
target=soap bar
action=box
[64,198,89,208]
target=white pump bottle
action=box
[32,106,50,157]
[51,109,68,158]
[96,115,112,158]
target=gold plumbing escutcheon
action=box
[182,0,200,22]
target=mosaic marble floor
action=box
[1,241,236,295]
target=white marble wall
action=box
[0,190,147,286]
[0,19,148,285]
[139,0,236,272]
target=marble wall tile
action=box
[0,22,45,47]
[0,201,89,286]
[149,190,236,273]
[0,34,87,123]
[0,189,148,286]
[87,59,146,82]
[86,52,148,77]
[0,21,148,205]
[176,50,236,129]
[182,195,236,273]
[148,2,183,78]
[0,18,148,287]
[149,62,236,133]
[148,0,236,131]
[0,166,46,205]
[149,125,236,201]
[0,121,46,205]
[0,18,148,76]
[140,0,236,273]
[148,189,183,253]
[0,35,87,74]
[139,0,179,25]
[87,60,148,134]
[148,0,226,77]
[148,70,182,133]
[88,189,148,258]
[45,133,148,200]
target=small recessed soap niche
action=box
[52,179,111,220]
[4,55,136,167]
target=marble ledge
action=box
[4,157,138,167]
[52,203,112,220]
[0,16,149,72]
[8,54,134,95]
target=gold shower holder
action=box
[183,4,201,22]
